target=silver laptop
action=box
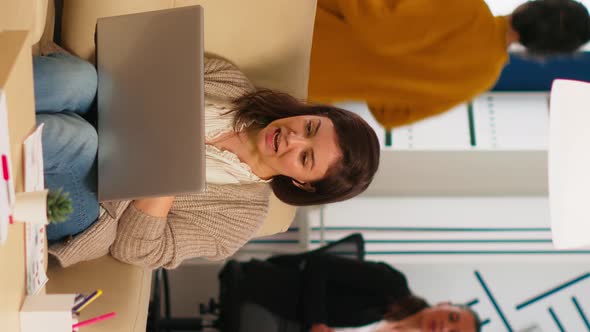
[96,6,205,201]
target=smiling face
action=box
[254,115,342,187]
[420,304,477,332]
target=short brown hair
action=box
[512,0,590,55]
[384,294,430,321]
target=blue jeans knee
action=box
[33,53,98,115]
[38,113,99,241]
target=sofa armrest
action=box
[32,0,49,46]
[0,0,48,46]
[255,194,297,238]
[60,0,174,62]
[173,0,316,100]
[46,256,152,332]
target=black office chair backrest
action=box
[309,233,365,261]
[219,233,366,332]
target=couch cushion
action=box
[46,256,152,332]
[61,0,315,99]
[0,0,48,46]
[255,194,296,237]
[173,0,316,99]
[60,0,174,62]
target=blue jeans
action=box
[33,53,100,242]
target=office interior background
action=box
[168,1,590,331]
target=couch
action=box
[36,1,318,331]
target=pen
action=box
[1,154,14,224]
[72,311,116,329]
[73,293,85,307]
[72,289,103,313]
[2,155,9,181]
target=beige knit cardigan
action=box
[48,57,270,269]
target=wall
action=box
[337,94,550,196]
[166,91,588,331]
[295,91,587,331]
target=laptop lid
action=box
[96,6,205,201]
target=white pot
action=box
[14,190,48,225]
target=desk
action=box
[0,27,38,332]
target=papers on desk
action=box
[0,88,16,245]
[23,124,49,295]
[25,221,48,295]
[0,85,48,292]
[24,124,45,195]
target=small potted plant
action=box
[46,189,73,224]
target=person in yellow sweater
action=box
[309,0,590,129]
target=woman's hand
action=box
[310,323,335,332]
[132,196,175,217]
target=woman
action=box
[309,0,590,128]
[234,254,481,332]
[35,45,380,269]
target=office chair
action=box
[308,232,365,260]
[148,233,366,332]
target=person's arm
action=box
[302,254,410,326]
[367,102,434,129]
[203,54,255,100]
[132,196,175,217]
[110,201,222,269]
[110,184,269,269]
[326,0,487,56]
[367,99,459,129]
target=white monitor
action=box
[549,79,590,249]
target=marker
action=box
[1,154,14,224]
[73,293,86,307]
[72,311,116,329]
[72,289,103,313]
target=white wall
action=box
[299,86,589,331]
[305,197,590,264]
[336,92,549,151]
[486,0,590,17]
[337,93,550,197]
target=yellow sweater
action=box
[308,0,509,128]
